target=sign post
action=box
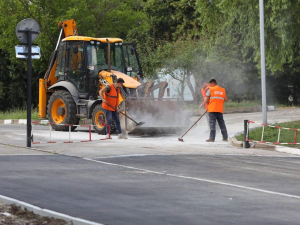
[15,18,40,148]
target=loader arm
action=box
[39,19,78,119]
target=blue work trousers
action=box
[209,112,228,140]
[105,110,122,134]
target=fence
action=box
[31,119,111,144]
[244,119,300,147]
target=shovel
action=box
[104,101,145,126]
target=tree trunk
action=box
[186,70,197,102]
[180,72,186,100]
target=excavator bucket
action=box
[119,97,188,135]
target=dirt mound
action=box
[0,203,71,225]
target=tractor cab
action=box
[122,43,143,79]
[54,37,142,99]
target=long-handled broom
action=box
[178,102,207,142]
[104,102,145,126]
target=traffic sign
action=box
[15,18,40,44]
[15,45,41,59]
[15,18,41,148]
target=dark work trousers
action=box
[209,112,228,140]
[205,111,220,132]
[105,109,122,134]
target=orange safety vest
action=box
[207,85,226,113]
[201,84,210,110]
[102,84,120,111]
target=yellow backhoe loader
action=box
[39,19,186,134]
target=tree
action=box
[195,0,300,72]
[0,0,148,111]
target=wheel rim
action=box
[51,99,66,124]
[95,111,105,129]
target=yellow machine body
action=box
[39,19,184,135]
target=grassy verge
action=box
[0,108,39,120]
[235,120,300,148]
[224,100,260,108]
[185,100,260,111]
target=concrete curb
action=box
[0,119,47,125]
[253,142,276,151]
[230,135,276,151]
[0,194,103,225]
[230,134,300,155]
[229,137,243,147]
[0,119,92,125]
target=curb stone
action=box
[0,194,103,225]
[229,137,243,147]
[252,142,276,151]
[0,119,42,125]
[0,119,92,125]
[230,135,276,151]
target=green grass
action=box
[224,100,260,108]
[185,100,260,111]
[236,120,300,148]
[0,108,39,120]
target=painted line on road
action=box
[0,194,104,225]
[0,154,50,156]
[94,153,300,159]
[85,158,300,200]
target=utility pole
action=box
[259,0,267,124]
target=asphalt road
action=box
[1,153,300,225]
[1,108,300,224]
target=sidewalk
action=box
[1,108,300,158]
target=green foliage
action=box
[0,0,147,111]
[1,0,300,112]
[195,0,300,72]
[0,108,39,120]
[0,0,148,70]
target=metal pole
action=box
[124,100,127,131]
[27,31,32,148]
[106,39,111,72]
[259,0,267,124]
[244,120,250,148]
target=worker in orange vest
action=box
[99,78,127,139]
[205,79,228,142]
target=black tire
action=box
[47,90,79,131]
[92,104,107,135]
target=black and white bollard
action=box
[244,120,250,148]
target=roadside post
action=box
[15,18,41,148]
[244,120,250,148]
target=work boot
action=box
[118,133,128,139]
[206,139,214,142]
[106,134,112,139]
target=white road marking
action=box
[85,158,300,200]
[95,153,300,159]
[0,154,50,156]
